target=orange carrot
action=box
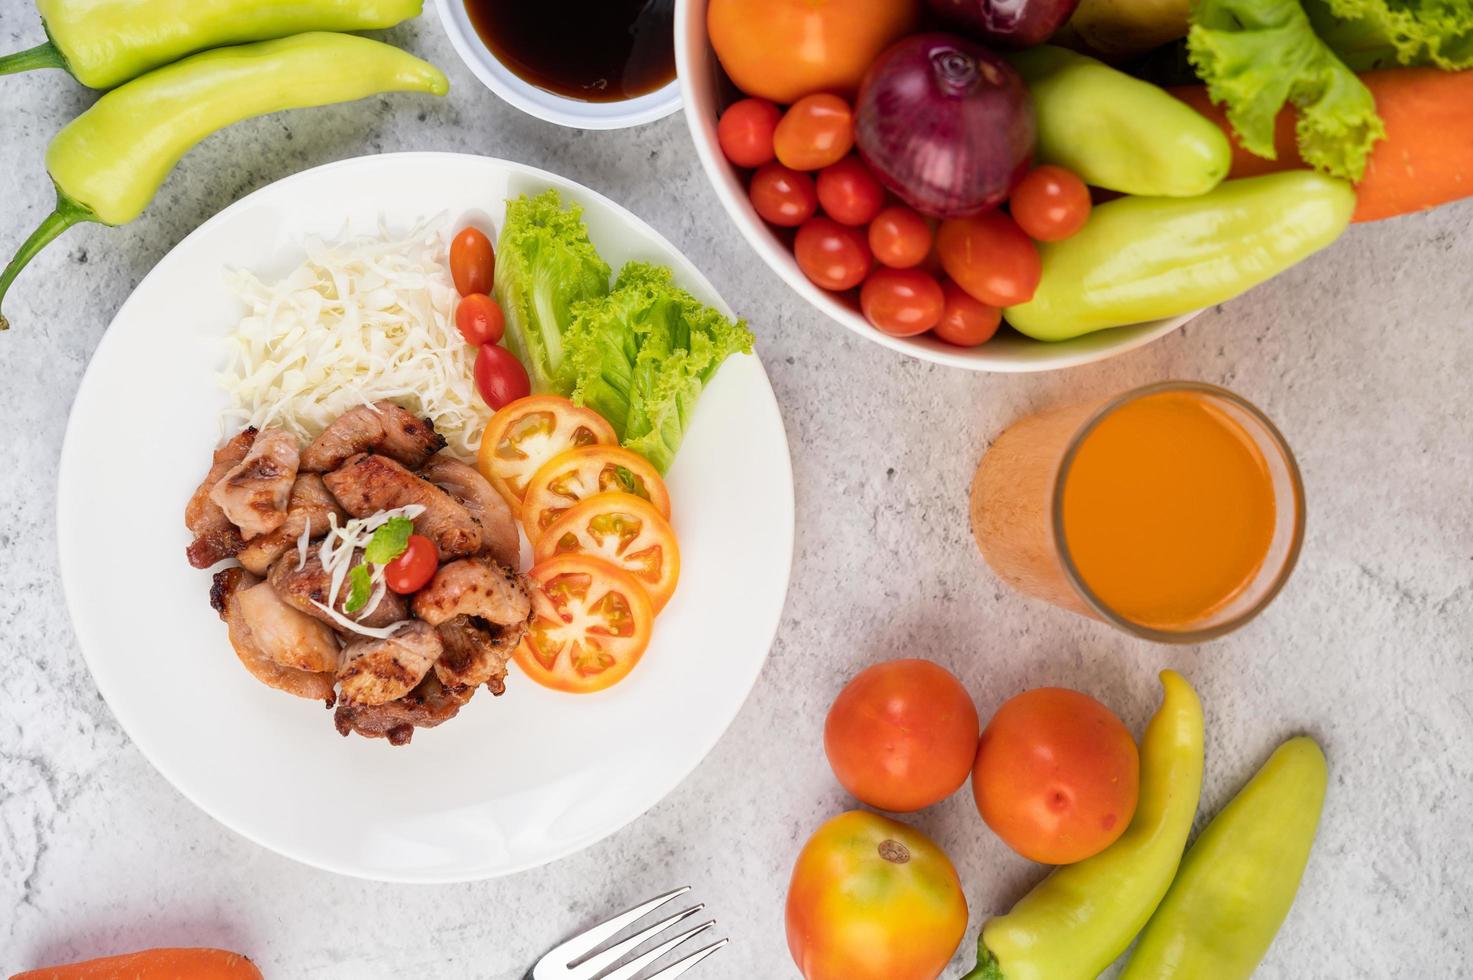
[1172,69,1473,223]
[9,947,263,980]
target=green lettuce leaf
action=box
[1188,0,1386,182]
[343,564,372,615]
[1305,0,1473,70]
[363,516,413,565]
[565,262,754,474]
[494,189,611,394]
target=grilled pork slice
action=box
[411,556,531,627]
[233,578,342,674]
[267,550,409,633]
[333,672,473,746]
[237,474,346,576]
[209,567,337,704]
[336,620,443,706]
[209,427,300,539]
[300,400,445,473]
[185,427,256,568]
[323,453,482,560]
[434,615,524,693]
[421,454,521,568]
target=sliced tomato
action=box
[514,555,656,693]
[477,396,618,518]
[534,493,681,612]
[521,446,672,543]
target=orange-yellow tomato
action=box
[707,0,920,105]
[972,687,1140,865]
[786,811,968,980]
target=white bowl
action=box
[433,0,682,129]
[674,0,1198,372]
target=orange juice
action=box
[1060,391,1277,629]
[971,382,1302,642]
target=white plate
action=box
[56,153,794,883]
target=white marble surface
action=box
[2,5,1471,978]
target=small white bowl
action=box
[675,0,1197,372]
[433,0,682,130]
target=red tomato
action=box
[973,687,1140,865]
[816,156,884,226]
[824,659,980,812]
[514,555,655,693]
[860,267,944,337]
[718,98,782,168]
[476,395,617,518]
[750,163,819,227]
[936,211,1041,307]
[1010,165,1092,242]
[933,280,1001,347]
[474,344,531,410]
[707,0,920,104]
[774,94,855,171]
[868,206,932,269]
[795,217,872,291]
[384,535,437,594]
[455,293,505,347]
[450,227,494,296]
[535,493,681,612]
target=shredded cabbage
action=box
[219,220,488,460]
[308,505,424,639]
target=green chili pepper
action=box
[0,32,447,331]
[1009,46,1230,197]
[1005,171,1356,341]
[962,670,1204,980]
[1,0,424,90]
[1120,736,1328,980]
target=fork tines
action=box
[536,886,729,980]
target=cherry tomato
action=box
[1010,165,1093,242]
[867,206,932,269]
[449,227,495,296]
[933,280,1001,347]
[795,217,872,291]
[824,659,979,812]
[514,554,655,693]
[707,0,919,104]
[383,534,438,594]
[816,156,884,226]
[536,493,680,612]
[750,163,819,227]
[718,98,782,168]
[973,687,1140,865]
[774,94,855,171]
[473,344,531,411]
[787,811,968,980]
[455,293,505,347]
[936,211,1041,307]
[520,445,672,543]
[860,267,944,337]
[477,395,618,518]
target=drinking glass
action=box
[970,381,1305,643]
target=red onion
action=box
[855,34,1035,219]
[927,0,1083,49]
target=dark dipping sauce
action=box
[464,0,676,103]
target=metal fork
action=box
[529,886,728,980]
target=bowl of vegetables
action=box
[674,0,1427,371]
